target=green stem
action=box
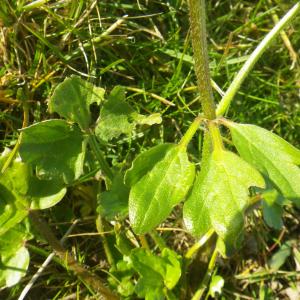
[179,116,203,148]
[88,132,113,182]
[188,0,216,119]
[216,2,300,116]
[191,245,219,300]
[150,230,167,251]
[208,122,224,152]
[185,228,215,259]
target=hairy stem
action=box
[216,2,300,116]
[188,0,216,119]
[29,211,118,300]
[179,115,203,148]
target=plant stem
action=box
[29,211,118,299]
[216,2,300,116]
[179,115,203,148]
[191,245,219,300]
[188,0,216,120]
[208,122,224,152]
[88,132,113,182]
[185,228,215,259]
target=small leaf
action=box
[208,274,224,298]
[98,173,129,220]
[130,248,181,297]
[262,189,284,230]
[227,122,300,205]
[183,149,265,253]
[0,246,30,287]
[268,242,292,270]
[49,75,105,130]
[129,145,195,234]
[96,86,161,141]
[125,143,174,187]
[19,119,86,184]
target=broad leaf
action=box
[95,86,161,141]
[129,145,195,234]
[48,75,105,130]
[227,122,300,205]
[125,143,174,187]
[183,149,265,252]
[19,119,86,184]
[0,246,30,288]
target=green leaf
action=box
[48,75,105,130]
[208,274,224,298]
[95,86,161,141]
[227,122,300,205]
[19,119,86,184]
[0,246,30,287]
[130,248,181,298]
[129,145,195,234]
[0,158,66,234]
[125,143,174,187]
[183,149,265,252]
[0,159,30,235]
[262,189,284,230]
[28,177,67,210]
[98,173,129,220]
[268,242,292,270]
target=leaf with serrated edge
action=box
[227,122,300,205]
[125,143,174,187]
[129,145,195,234]
[19,119,86,184]
[49,75,105,130]
[184,150,265,251]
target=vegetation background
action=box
[0,0,300,299]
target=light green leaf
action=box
[183,150,265,252]
[0,159,30,235]
[48,75,105,130]
[19,119,86,184]
[209,274,224,298]
[129,145,195,234]
[0,246,30,287]
[227,122,300,205]
[125,143,174,187]
[95,86,161,141]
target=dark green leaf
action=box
[129,145,195,234]
[262,189,284,230]
[227,122,300,205]
[98,173,129,220]
[19,119,86,184]
[268,242,292,270]
[183,149,265,252]
[48,75,105,130]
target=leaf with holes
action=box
[183,149,265,254]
